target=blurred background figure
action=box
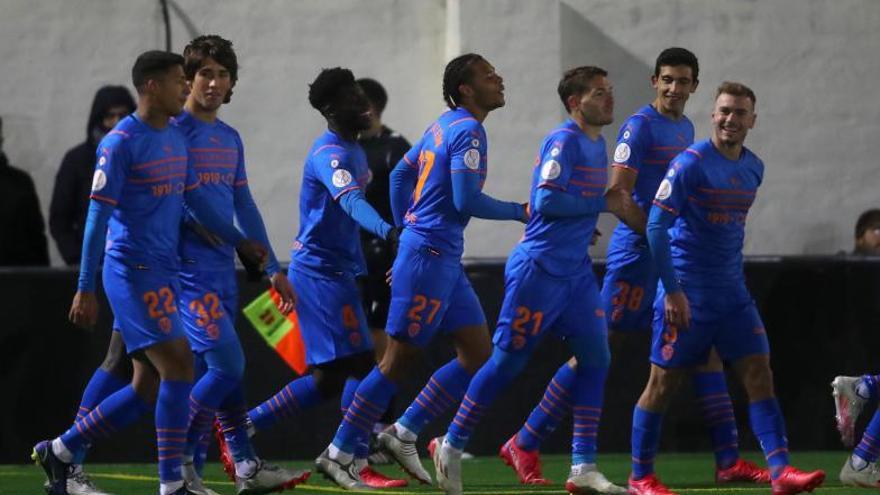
[0,115,49,266]
[49,85,135,265]
[853,209,880,256]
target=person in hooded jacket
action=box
[49,85,135,265]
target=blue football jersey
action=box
[608,105,694,250]
[398,107,488,257]
[651,139,763,288]
[519,119,607,277]
[173,112,247,270]
[90,113,195,270]
[291,129,370,277]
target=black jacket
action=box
[0,151,49,266]
[49,86,134,265]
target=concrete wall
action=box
[1,0,877,264]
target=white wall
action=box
[1,0,877,264]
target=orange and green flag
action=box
[242,289,308,375]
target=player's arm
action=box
[231,140,296,312]
[183,153,267,268]
[647,158,696,328]
[609,117,651,233]
[317,151,397,243]
[605,167,646,234]
[71,141,128,328]
[450,128,527,222]
[389,142,420,227]
[532,139,605,217]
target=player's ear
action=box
[458,82,474,102]
[690,78,699,93]
[650,74,659,89]
[565,94,579,114]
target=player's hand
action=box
[590,228,602,246]
[270,271,296,314]
[69,291,99,329]
[664,290,691,329]
[519,202,531,223]
[236,240,268,280]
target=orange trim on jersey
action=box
[403,155,417,168]
[580,191,600,197]
[234,179,248,187]
[312,144,345,156]
[90,194,118,205]
[696,187,755,196]
[127,173,186,184]
[131,156,187,171]
[448,117,478,127]
[538,182,565,190]
[612,163,639,173]
[685,149,703,159]
[107,130,130,138]
[569,179,606,188]
[188,147,235,153]
[333,185,360,200]
[185,183,200,191]
[573,166,605,173]
[652,200,677,215]
[688,196,751,211]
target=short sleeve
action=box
[652,151,701,216]
[449,122,487,175]
[611,114,651,174]
[314,147,361,200]
[89,133,129,206]
[536,133,578,191]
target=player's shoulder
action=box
[740,146,764,172]
[99,117,139,150]
[310,132,354,167]
[442,108,484,137]
[621,105,657,132]
[214,118,241,139]
[670,139,710,174]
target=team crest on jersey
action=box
[332,169,353,188]
[666,168,675,178]
[540,160,561,180]
[91,170,108,192]
[655,179,672,200]
[98,156,107,167]
[613,143,631,163]
[463,149,481,170]
[550,147,560,157]
[471,138,480,148]
[623,130,631,140]
[330,159,339,168]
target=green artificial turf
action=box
[0,451,862,494]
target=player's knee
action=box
[131,363,159,404]
[100,332,132,378]
[489,347,528,380]
[568,335,611,370]
[378,338,418,381]
[641,366,682,409]
[204,343,246,381]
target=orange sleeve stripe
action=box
[90,194,118,205]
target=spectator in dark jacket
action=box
[0,115,49,266]
[49,85,134,265]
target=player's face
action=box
[711,93,756,147]
[188,57,233,112]
[333,84,372,133]
[153,65,190,117]
[652,65,697,116]
[857,226,880,255]
[575,75,614,127]
[465,60,505,111]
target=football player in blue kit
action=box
[241,67,407,489]
[627,82,825,495]
[502,48,770,488]
[33,50,267,495]
[430,66,644,495]
[172,35,308,495]
[316,53,529,489]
